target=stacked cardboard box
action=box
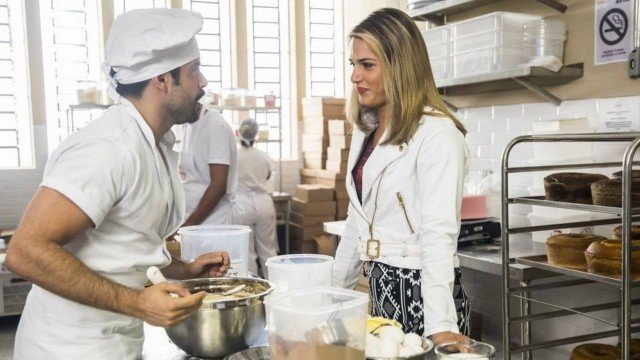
[326,119,352,220]
[290,185,336,253]
[300,98,345,171]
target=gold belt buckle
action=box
[366,239,380,259]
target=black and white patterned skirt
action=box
[363,261,471,336]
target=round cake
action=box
[570,343,620,360]
[613,225,640,240]
[546,234,607,270]
[544,173,608,204]
[591,179,640,207]
[584,239,640,280]
[617,338,640,355]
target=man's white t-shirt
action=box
[179,109,238,224]
[237,146,272,193]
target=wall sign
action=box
[596,97,640,131]
[595,0,634,65]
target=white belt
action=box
[357,239,422,259]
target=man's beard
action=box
[168,90,205,125]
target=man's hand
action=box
[134,282,206,328]
[429,331,471,346]
[185,251,230,278]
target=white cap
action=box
[102,8,203,86]
[239,118,259,143]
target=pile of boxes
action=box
[300,97,345,171]
[290,184,335,253]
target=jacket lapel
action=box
[345,128,368,220]
[361,129,408,205]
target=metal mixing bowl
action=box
[165,277,274,359]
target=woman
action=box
[232,118,278,276]
[332,8,471,345]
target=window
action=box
[247,0,290,158]
[40,0,102,153]
[182,0,231,91]
[305,0,343,98]
[0,0,31,168]
[113,0,168,15]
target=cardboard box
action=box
[330,134,352,149]
[291,238,318,254]
[328,119,352,135]
[290,223,325,241]
[302,139,329,153]
[327,146,349,162]
[316,169,346,180]
[326,159,348,173]
[302,132,327,142]
[314,234,335,256]
[302,97,345,118]
[300,175,316,185]
[335,187,348,199]
[337,197,349,218]
[315,177,339,188]
[291,198,336,216]
[303,156,323,170]
[302,121,328,136]
[295,184,335,202]
[300,168,318,177]
[290,212,335,227]
[166,240,181,260]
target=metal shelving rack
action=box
[501,132,640,359]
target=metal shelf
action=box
[409,0,567,24]
[437,64,584,107]
[515,255,640,287]
[508,196,640,216]
[501,133,640,359]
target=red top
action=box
[352,133,377,204]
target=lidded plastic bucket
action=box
[179,225,250,277]
[265,286,369,359]
[265,254,333,294]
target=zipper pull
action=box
[369,223,374,239]
[396,192,404,205]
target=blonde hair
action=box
[347,8,466,144]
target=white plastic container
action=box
[265,287,369,357]
[453,30,524,53]
[179,225,251,277]
[524,18,567,62]
[453,45,525,78]
[431,56,451,80]
[266,254,333,294]
[451,12,540,39]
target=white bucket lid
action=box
[179,225,251,236]
[265,254,334,269]
[264,286,368,314]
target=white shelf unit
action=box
[501,132,640,359]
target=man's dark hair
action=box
[109,67,181,99]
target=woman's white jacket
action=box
[333,113,470,337]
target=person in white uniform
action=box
[179,106,238,226]
[5,9,230,360]
[232,119,278,276]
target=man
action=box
[179,101,238,226]
[5,9,229,359]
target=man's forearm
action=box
[161,258,191,280]
[183,183,226,226]
[6,238,142,318]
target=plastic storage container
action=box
[265,287,369,359]
[179,225,251,277]
[524,18,567,62]
[450,12,540,78]
[266,254,333,294]
[422,26,451,80]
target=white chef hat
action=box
[102,8,203,87]
[239,118,259,145]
